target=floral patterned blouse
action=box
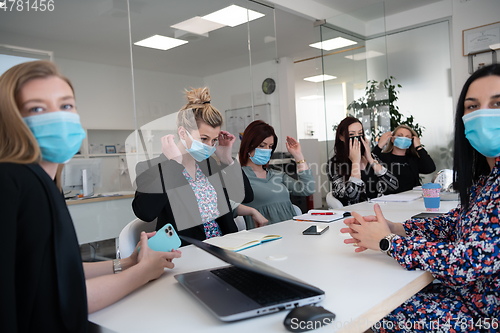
[390,157,500,319]
[183,164,222,239]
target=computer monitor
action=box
[62,158,102,197]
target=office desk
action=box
[89,219,433,333]
[67,191,136,244]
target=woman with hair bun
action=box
[133,87,267,242]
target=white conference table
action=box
[334,191,460,223]
[89,206,442,333]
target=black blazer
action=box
[0,163,87,333]
[372,145,436,190]
[132,155,253,243]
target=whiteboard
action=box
[225,103,271,154]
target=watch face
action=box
[379,238,390,251]
[262,78,276,95]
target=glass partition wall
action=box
[294,3,388,203]
[129,0,280,162]
[0,0,279,190]
[322,2,388,154]
[0,0,279,256]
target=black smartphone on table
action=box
[302,225,329,235]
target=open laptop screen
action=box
[180,235,324,294]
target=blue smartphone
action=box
[138,223,181,253]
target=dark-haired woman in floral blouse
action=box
[341,64,500,332]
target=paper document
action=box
[293,210,344,222]
[371,192,422,202]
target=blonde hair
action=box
[0,60,74,164]
[176,87,223,132]
[383,124,420,157]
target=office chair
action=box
[116,218,157,259]
[292,204,302,216]
[234,215,247,231]
[326,192,344,209]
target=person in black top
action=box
[0,60,181,333]
[373,124,436,194]
[132,87,267,243]
[328,117,398,206]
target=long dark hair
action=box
[453,64,500,210]
[329,117,363,181]
[239,120,278,168]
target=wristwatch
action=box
[113,259,122,274]
[379,234,397,254]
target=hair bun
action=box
[185,87,211,106]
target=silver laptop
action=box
[175,235,325,322]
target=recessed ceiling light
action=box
[300,95,323,100]
[134,35,188,51]
[309,37,357,51]
[303,74,337,83]
[203,4,265,27]
[171,16,226,35]
[345,50,384,61]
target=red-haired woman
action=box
[328,117,398,206]
[238,120,315,228]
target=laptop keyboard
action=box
[211,266,317,306]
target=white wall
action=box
[57,58,135,130]
[384,0,500,106]
[57,57,204,130]
[57,57,204,193]
[203,60,283,151]
[386,21,454,183]
[450,0,500,102]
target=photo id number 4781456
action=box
[0,0,55,11]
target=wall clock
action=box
[262,78,276,95]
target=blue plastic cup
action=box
[422,183,441,211]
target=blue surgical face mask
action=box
[463,109,500,158]
[249,148,272,165]
[393,136,412,149]
[23,111,86,163]
[181,130,217,162]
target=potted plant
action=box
[338,76,425,144]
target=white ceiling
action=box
[0,0,444,77]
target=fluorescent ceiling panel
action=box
[171,16,226,35]
[303,74,337,83]
[300,95,323,100]
[309,37,357,51]
[203,5,265,27]
[345,50,384,61]
[134,35,188,51]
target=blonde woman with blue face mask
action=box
[0,61,182,333]
[132,88,267,242]
[372,124,436,194]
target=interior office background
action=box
[0,0,498,216]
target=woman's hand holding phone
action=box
[136,231,182,282]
